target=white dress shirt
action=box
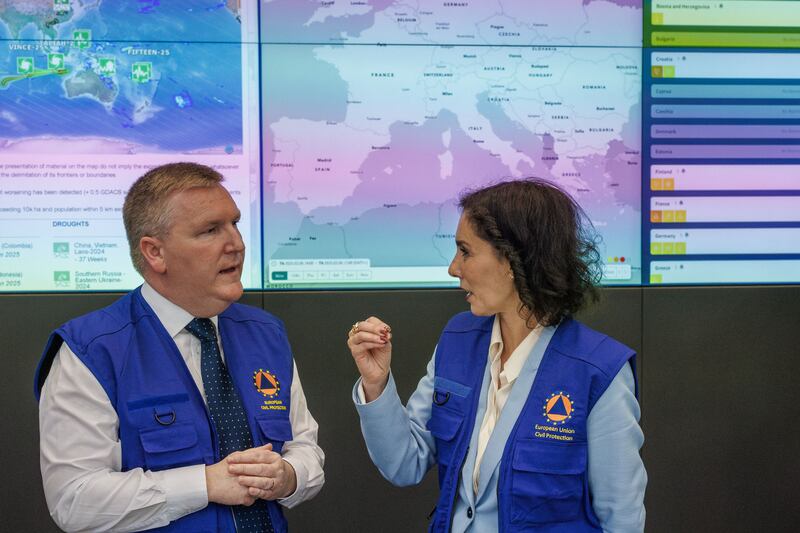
[472,320,542,492]
[39,283,324,532]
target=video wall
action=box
[0,0,797,292]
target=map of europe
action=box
[261,0,643,285]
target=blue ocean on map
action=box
[0,1,243,151]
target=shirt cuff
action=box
[149,464,208,518]
[353,374,394,406]
[276,456,306,509]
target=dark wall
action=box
[641,287,800,533]
[1,286,798,532]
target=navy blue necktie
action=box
[185,318,274,533]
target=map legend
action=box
[650,165,800,191]
[643,48,800,284]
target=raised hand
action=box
[346,316,392,402]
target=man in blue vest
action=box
[35,162,324,532]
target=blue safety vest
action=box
[427,312,637,532]
[35,287,293,533]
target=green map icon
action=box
[98,58,116,75]
[131,62,152,83]
[48,53,64,70]
[73,29,91,49]
[54,0,71,13]
[53,271,70,282]
[53,242,69,255]
[16,57,34,75]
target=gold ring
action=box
[348,321,359,338]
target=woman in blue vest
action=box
[347,180,646,532]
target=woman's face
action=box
[448,214,520,317]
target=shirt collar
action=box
[488,315,543,385]
[140,282,219,339]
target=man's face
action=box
[154,184,245,317]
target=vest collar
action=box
[139,283,219,339]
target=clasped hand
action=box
[206,443,297,506]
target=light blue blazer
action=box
[353,322,646,532]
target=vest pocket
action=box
[255,414,293,454]
[426,405,464,466]
[139,422,203,471]
[509,439,587,525]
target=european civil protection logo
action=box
[253,369,280,398]
[543,391,574,425]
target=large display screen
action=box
[261,0,642,288]
[0,1,794,291]
[644,0,800,284]
[0,2,261,291]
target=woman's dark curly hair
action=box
[459,179,602,327]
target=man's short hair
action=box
[123,162,224,274]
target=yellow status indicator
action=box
[651,178,663,190]
[654,31,800,49]
[651,65,676,78]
